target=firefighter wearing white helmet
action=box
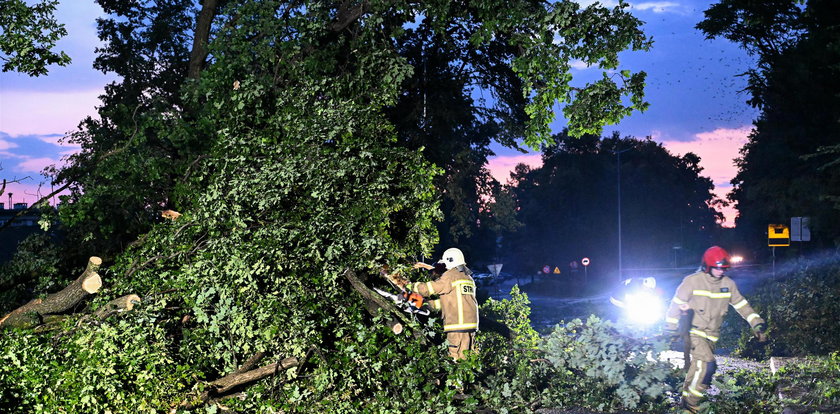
[411,247,479,360]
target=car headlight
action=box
[624,291,663,324]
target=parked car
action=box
[472,273,495,287]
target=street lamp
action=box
[615,147,632,281]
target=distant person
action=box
[409,248,479,360]
[664,246,767,413]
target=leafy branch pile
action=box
[469,288,679,413]
[0,0,655,412]
[709,254,840,413]
[721,253,840,358]
[706,352,840,414]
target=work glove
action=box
[752,323,768,343]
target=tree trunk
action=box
[330,1,368,32]
[0,257,103,329]
[188,0,219,79]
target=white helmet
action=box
[438,248,466,270]
[642,277,656,290]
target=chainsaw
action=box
[373,287,430,316]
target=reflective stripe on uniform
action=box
[425,282,435,295]
[688,360,706,397]
[690,329,719,342]
[672,297,688,305]
[451,280,476,329]
[451,280,476,290]
[747,313,760,323]
[444,322,478,331]
[693,289,731,299]
[665,317,679,324]
[432,299,441,310]
[732,299,748,309]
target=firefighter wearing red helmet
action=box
[664,246,767,413]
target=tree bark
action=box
[330,1,368,32]
[343,269,408,335]
[232,352,266,375]
[93,294,142,319]
[188,0,219,79]
[0,257,103,329]
[174,357,300,412]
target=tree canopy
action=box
[698,0,840,250]
[0,0,656,412]
[501,132,720,278]
[0,0,70,76]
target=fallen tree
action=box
[344,269,414,336]
[0,257,103,329]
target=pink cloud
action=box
[16,157,62,174]
[37,135,81,149]
[660,126,752,227]
[0,89,102,136]
[0,150,23,159]
[486,154,543,184]
[0,138,18,151]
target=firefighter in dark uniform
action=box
[664,246,768,413]
[411,248,479,360]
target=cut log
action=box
[93,294,142,319]
[0,257,103,329]
[213,357,299,394]
[174,357,300,412]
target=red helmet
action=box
[702,246,731,271]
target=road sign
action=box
[768,224,790,247]
[581,257,590,266]
[487,263,503,277]
[553,267,561,274]
[790,217,811,242]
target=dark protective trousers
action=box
[682,336,717,412]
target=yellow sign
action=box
[553,267,561,274]
[768,224,790,247]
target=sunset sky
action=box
[0,0,757,226]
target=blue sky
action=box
[0,0,756,225]
[487,0,760,226]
